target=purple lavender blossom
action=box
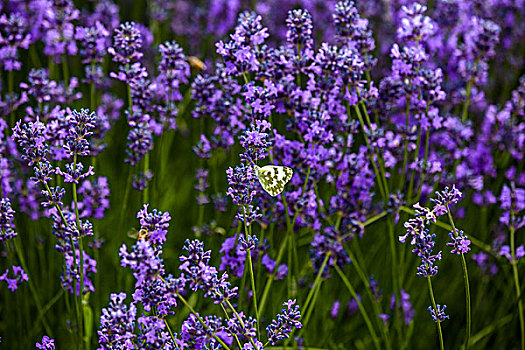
[499,184,525,229]
[215,11,269,75]
[181,313,228,349]
[220,235,246,278]
[226,163,257,206]
[238,234,258,251]
[0,198,17,242]
[137,315,175,348]
[239,120,272,163]
[132,170,153,191]
[261,254,288,280]
[400,203,442,277]
[0,12,32,71]
[78,177,110,219]
[12,120,49,166]
[333,0,376,70]
[447,229,471,254]
[195,168,209,205]
[266,299,302,345]
[428,304,449,322]
[35,335,55,350]
[125,121,153,166]
[62,249,97,296]
[108,22,143,65]
[19,69,57,105]
[310,228,351,277]
[179,239,238,304]
[120,239,164,286]
[85,0,120,31]
[64,108,97,157]
[136,204,171,246]
[431,185,463,215]
[0,265,28,292]
[286,9,314,50]
[330,300,340,318]
[499,245,525,263]
[41,0,79,60]
[98,293,137,349]
[75,21,110,64]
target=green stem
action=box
[90,69,96,112]
[446,206,471,349]
[258,233,288,316]
[8,70,15,125]
[352,105,386,200]
[242,205,260,338]
[143,152,150,203]
[13,237,53,336]
[40,175,83,335]
[72,155,84,349]
[62,54,69,88]
[364,211,387,227]
[224,299,259,349]
[335,265,381,350]
[120,85,134,227]
[415,128,430,203]
[399,97,411,190]
[163,318,177,346]
[510,217,525,350]
[462,80,473,122]
[220,303,243,349]
[31,289,65,336]
[344,242,391,349]
[293,254,330,343]
[427,277,445,350]
[407,124,422,203]
[303,254,329,318]
[247,247,260,339]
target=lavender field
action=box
[0,0,524,349]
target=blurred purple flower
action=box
[0,265,28,292]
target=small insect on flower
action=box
[253,165,293,197]
[186,56,207,70]
[127,227,150,240]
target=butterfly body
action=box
[254,164,293,197]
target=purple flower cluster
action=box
[0,265,28,292]
[266,299,302,345]
[401,185,465,276]
[41,0,79,61]
[447,229,471,255]
[428,304,449,322]
[108,22,143,65]
[35,335,55,350]
[156,40,190,129]
[98,292,136,349]
[12,108,100,296]
[499,184,525,229]
[0,12,31,71]
[0,197,17,242]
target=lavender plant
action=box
[0,0,524,349]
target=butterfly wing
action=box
[257,165,293,197]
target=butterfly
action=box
[253,164,293,197]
